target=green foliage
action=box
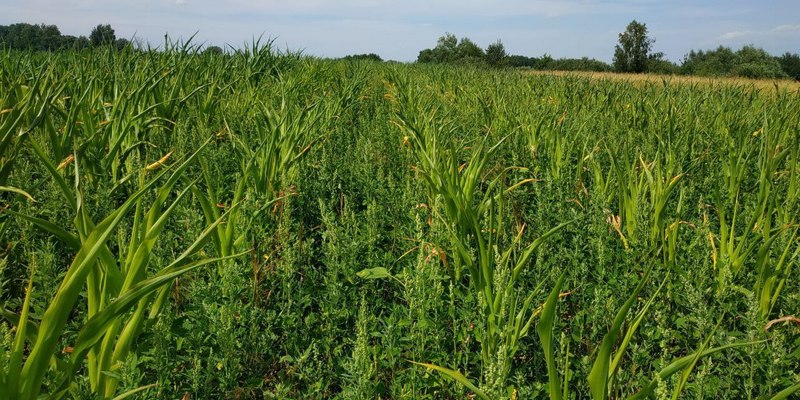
[537,274,565,400]
[0,147,241,399]
[647,52,679,74]
[777,52,800,80]
[0,23,65,51]
[417,33,506,68]
[613,20,655,73]
[89,24,116,47]
[341,53,383,62]
[0,22,122,51]
[0,44,798,400]
[732,46,787,78]
[508,54,612,71]
[203,45,224,55]
[682,45,788,78]
[485,40,507,68]
[417,33,458,63]
[458,38,484,60]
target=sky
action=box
[1,0,798,63]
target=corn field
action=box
[1,44,799,399]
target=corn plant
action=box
[0,137,242,398]
[229,82,324,201]
[711,121,767,279]
[0,66,53,241]
[608,147,646,247]
[749,124,798,318]
[709,121,798,318]
[640,154,685,246]
[2,45,799,399]
[390,74,571,397]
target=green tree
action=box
[342,53,383,62]
[647,52,678,74]
[548,57,612,72]
[457,37,484,59]
[204,45,224,55]
[613,20,654,73]
[681,46,737,76]
[114,38,130,50]
[733,45,786,78]
[433,33,459,62]
[507,55,536,68]
[74,35,90,50]
[417,33,472,63]
[90,24,116,47]
[778,52,800,80]
[417,48,435,63]
[485,40,507,67]
[681,45,787,79]
[39,24,61,50]
[0,23,62,51]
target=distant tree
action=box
[0,23,62,51]
[457,37,484,59]
[681,46,736,76]
[342,53,382,62]
[39,24,61,50]
[537,54,555,69]
[204,45,224,55]
[681,45,786,79]
[417,48,435,63]
[778,52,800,80]
[1,23,29,49]
[59,35,77,49]
[90,24,116,47]
[647,52,678,74]
[114,38,130,50]
[58,34,90,50]
[506,54,594,70]
[507,55,536,68]
[548,57,612,72]
[75,35,90,50]
[648,59,679,74]
[435,33,458,61]
[485,40,507,67]
[613,20,654,73]
[417,33,471,63]
[733,45,786,78]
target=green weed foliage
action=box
[0,43,799,399]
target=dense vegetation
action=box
[682,46,791,79]
[413,22,800,80]
[1,44,799,399]
[0,23,130,51]
[506,55,612,72]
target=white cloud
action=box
[717,23,800,42]
[773,24,800,33]
[718,30,752,40]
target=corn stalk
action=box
[390,74,571,397]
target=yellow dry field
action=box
[526,70,800,93]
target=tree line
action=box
[0,23,128,51]
[414,33,510,67]
[413,21,800,80]
[2,21,798,80]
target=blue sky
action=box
[1,0,798,62]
